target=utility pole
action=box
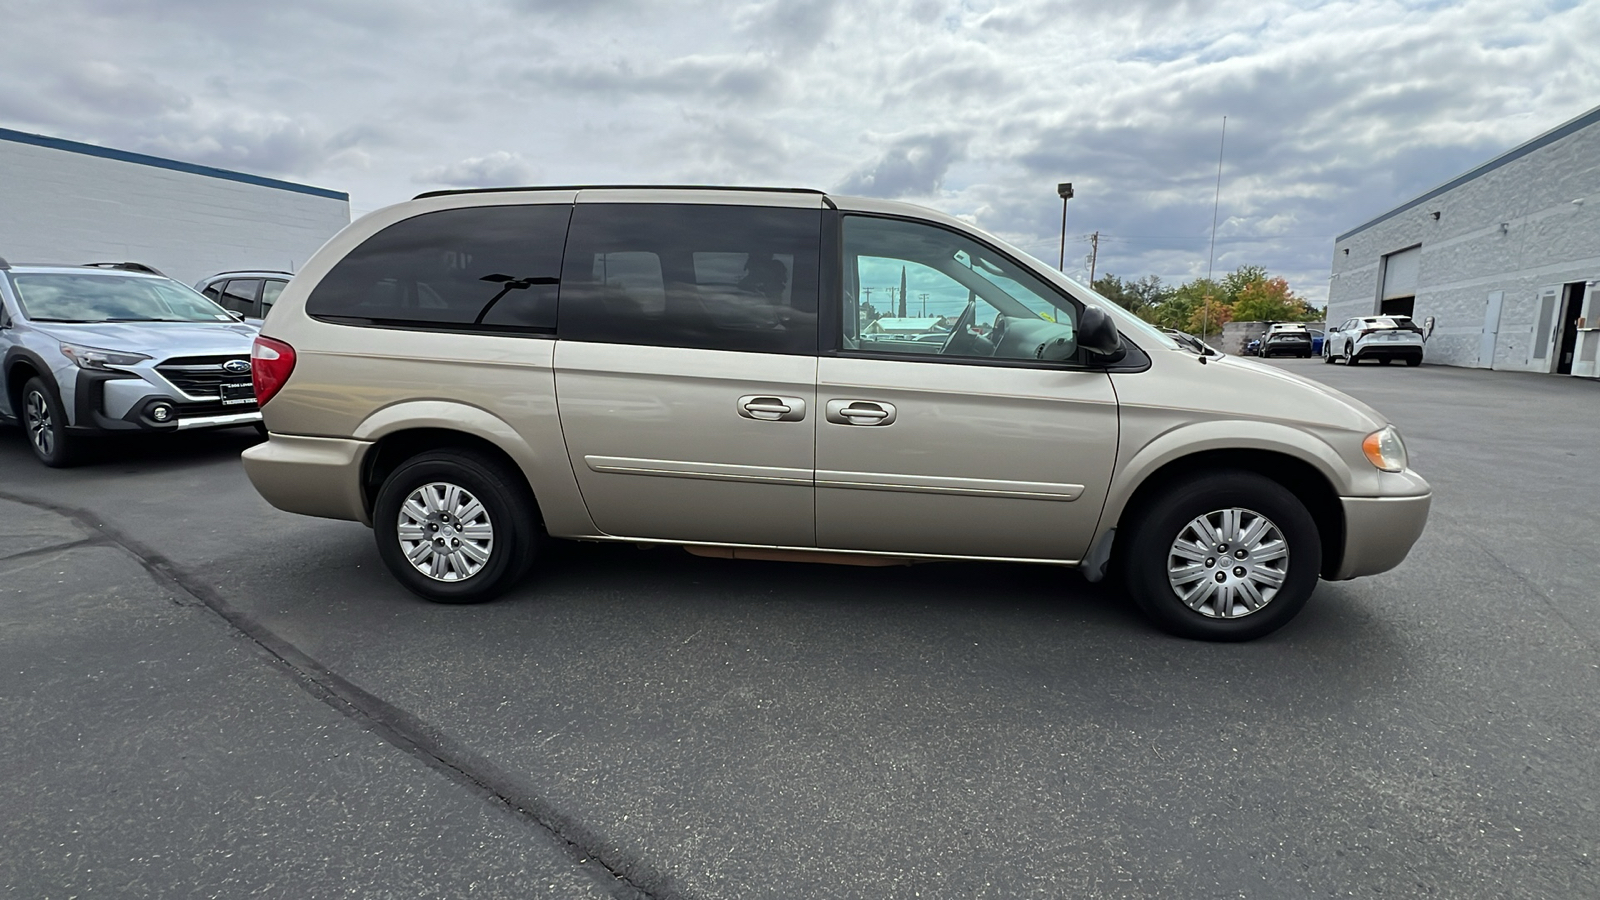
[1087,231,1100,284]
[919,292,929,316]
[1056,183,1074,270]
[1201,115,1227,345]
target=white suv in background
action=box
[1324,315,1424,366]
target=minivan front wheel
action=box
[1121,471,1321,641]
[373,450,540,603]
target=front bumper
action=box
[1332,490,1432,580]
[69,369,260,434]
[242,433,372,525]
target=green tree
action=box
[1092,273,1170,317]
[1219,265,1268,302]
[1231,276,1320,323]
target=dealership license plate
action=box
[220,382,256,406]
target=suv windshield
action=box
[10,273,237,324]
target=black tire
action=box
[1322,345,1334,364]
[372,449,541,604]
[21,377,79,467]
[1405,357,1421,367]
[1120,470,1321,641]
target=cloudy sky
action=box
[2,0,1596,304]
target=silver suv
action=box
[242,187,1432,641]
[0,259,263,466]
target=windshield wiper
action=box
[25,317,95,323]
[101,317,200,323]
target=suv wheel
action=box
[1121,471,1321,641]
[1322,343,1334,364]
[373,450,540,603]
[22,377,78,467]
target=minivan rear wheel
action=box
[1121,470,1321,641]
[373,449,540,603]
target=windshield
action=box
[10,273,239,324]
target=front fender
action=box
[1100,419,1358,534]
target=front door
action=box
[815,214,1118,561]
[553,197,825,546]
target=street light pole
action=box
[1056,182,1074,271]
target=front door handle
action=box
[825,399,897,426]
[737,395,807,422]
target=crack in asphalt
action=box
[0,535,113,565]
[0,489,682,900]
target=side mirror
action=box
[1078,305,1126,362]
[226,310,246,322]
[1422,316,1435,341]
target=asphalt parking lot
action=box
[3,359,1598,900]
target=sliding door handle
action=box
[738,395,807,422]
[825,399,897,426]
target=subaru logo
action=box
[222,359,252,375]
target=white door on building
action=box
[1528,285,1562,372]
[1572,282,1600,379]
[1479,290,1503,368]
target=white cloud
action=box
[414,151,539,187]
[1,0,1597,304]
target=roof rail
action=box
[203,269,294,278]
[83,261,167,276]
[412,184,826,200]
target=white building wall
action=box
[0,133,349,287]
[1328,107,1600,373]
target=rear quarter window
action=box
[306,204,572,333]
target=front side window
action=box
[305,204,571,332]
[842,216,1080,363]
[10,273,237,323]
[558,204,821,354]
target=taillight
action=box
[251,336,297,406]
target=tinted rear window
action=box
[306,205,571,332]
[558,204,821,354]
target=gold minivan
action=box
[242,187,1430,641]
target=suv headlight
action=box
[1362,425,1408,472]
[59,342,151,370]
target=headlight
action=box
[1362,425,1408,472]
[59,342,151,370]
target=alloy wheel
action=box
[1166,507,1289,618]
[25,389,54,456]
[396,481,496,581]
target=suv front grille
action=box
[156,355,255,405]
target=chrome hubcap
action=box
[1166,508,1289,618]
[25,389,53,456]
[397,482,494,582]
